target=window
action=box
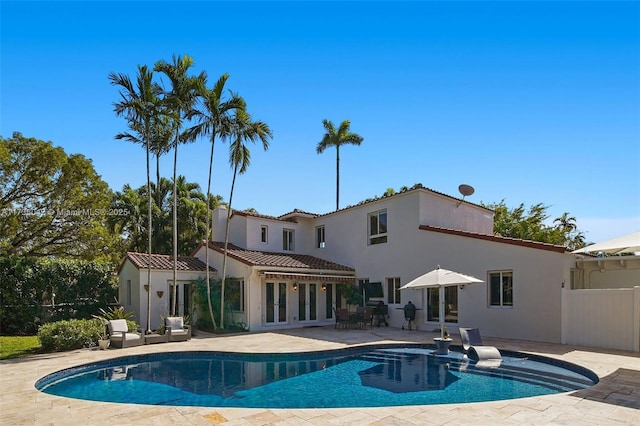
[283,228,294,251]
[316,225,325,248]
[226,279,245,311]
[368,209,387,244]
[386,277,401,304]
[489,271,513,307]
[261,225,268,243]
[126,280,131,306]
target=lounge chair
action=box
[107,319,144,348]
[459,327,501,361]
[165,316,191,342]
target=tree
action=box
[155,54,206,316]
[484,200,586,250]
[553,212,586,251]
[109,64,160,333]
[0,133,119,263]
[187,73,243,330]
[220,107,272,328]
[316,119,363,210]
[109,177,218,257]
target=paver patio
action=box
[1,326,638,425]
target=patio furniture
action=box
[144,333,169,345]
[358,307,374,329]
[107,319,144,349]
[165,316,191,342]
[459,327,501,360]
[352,306,374,329]
[334,308,350,329]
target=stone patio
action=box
[1,326,639,425]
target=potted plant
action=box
[97,330,110,350]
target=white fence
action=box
[562,287,640,352]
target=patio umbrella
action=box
[571,231,640,255]
[400,265,484,339]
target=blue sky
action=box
[2,0,639,244]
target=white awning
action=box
[572,231,640,255]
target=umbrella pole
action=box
[439,285,445,339]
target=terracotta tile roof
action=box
[419,225,568,253]
[125,252,215,271]
[204,242,355,272]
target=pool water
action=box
[36,345,597,408]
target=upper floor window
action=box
[386,277,401,304]
[261,225,268,243]
[283,228,294,251]
[368,209,387,245]
[489,271,513,307]
[316,225,326,248]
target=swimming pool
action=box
[35,344,598,408]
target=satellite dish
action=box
[456,184,475,207]
[458,184,474,197]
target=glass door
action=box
[298,283,317,323]
[265,282,287,324]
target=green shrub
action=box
[38,319,105,351]
[37,318,140,352]
[0,257,117,335]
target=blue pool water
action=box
[35,345,597,408]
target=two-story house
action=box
[188,184,574,343]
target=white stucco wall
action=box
[118,259,207,331]
[418,190,494,234]
[201,189,572,343]
[118,261,140,320]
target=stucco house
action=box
[190,184,574,344]
[117,252,215,330]
[118,184,639,351]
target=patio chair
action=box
[459,327,501,361]
[165,316,191,342]
[356,306,374,329]
[334,308,350,329]
[107,319,144,349]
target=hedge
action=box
[0,257,118,335]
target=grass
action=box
[0,336,42,360]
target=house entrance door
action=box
[297,283,317,323]
[265,282,287,324]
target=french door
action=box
[297,283,317,323]
[265,282,287,324]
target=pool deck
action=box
[1,326,639,425]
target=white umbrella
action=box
[571,231,640,255]
[400,265,484,339]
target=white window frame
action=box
[261,225,268,243]
[316,225,326,248]
[386,277,401,304]
[283,228,295,251]
[488,270,513,308]
[368,209,388,245]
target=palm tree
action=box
[173,175,207,255]
[186,73,243,330]
[220,107,272,328]
[316,119,363,210]
[108,184,148,252]
[109,65,160,334]
[154,54,206,316]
